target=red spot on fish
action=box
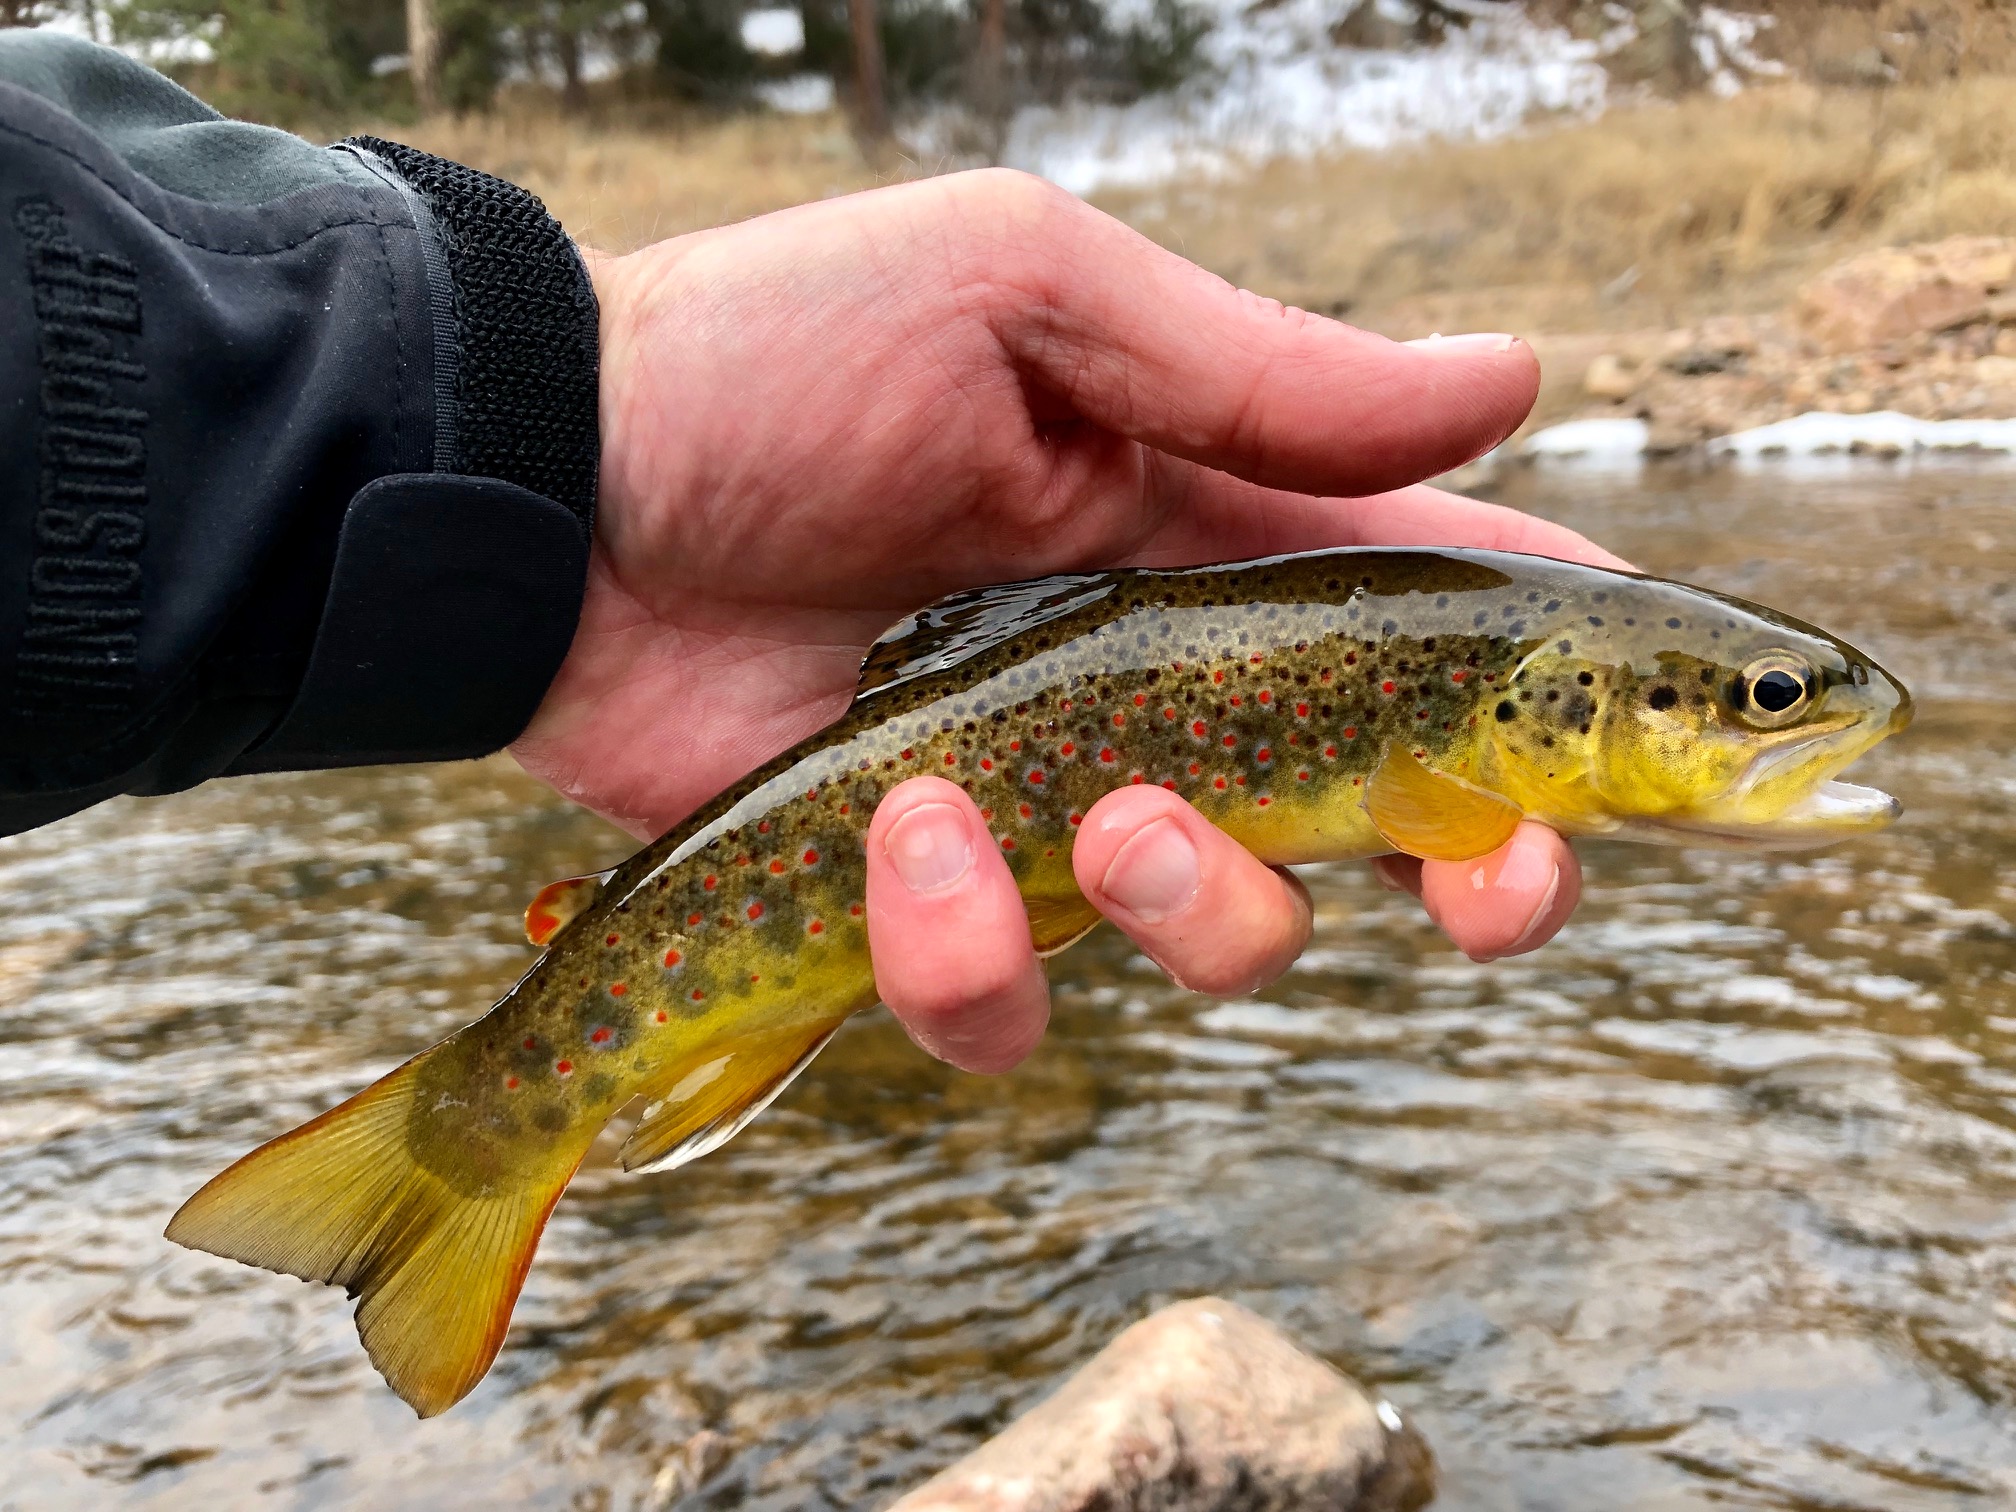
[1343,726,1357,739]
[1324,745,1339,758]
[945,752,957,765]
[803,849,819,865]
[656,1010,668,1022]
[688,912,704,926]
[1188,762,1201,775]
[1229,696,1241,707]
[609,983,627,997]
[1028,770,1045,784]
[1222,734,1237,747]
[605,932,620,946]
[1010,740,1022,752]
[1164,706,1176,719]
[758,821,771,834]
[1259,691,1272,703]
[1112,713,1126,727]
[1483,672,1496,682]
[1060,743,1075,756]
[1192,720,1207,737]
[981,808,993,820]
[522,1036,538,1051]
[506,1076,520,1090]
[736,855,750,867]
[703,875,717,891]
[664,950,682,967]
[902,748,914,761]
[1382,681,1396,695]
[981,759,994,771]
[1250,654,1264,664]
[591,1027,612,1043]
[1451,670,1466,682]
[556,1060,573,1076]
[692,988,706,1001]
[1256,747,1271,763]
[770,860,786,874]
[1296,702,1310,717]
[1213,670,1224,684]
[1060,698,1072,710]
[1321,670,1334,684]
[850,903,864,915]
[1131,773,1145,784]
[1162,780,1177,790]
[808,919,824,935]
[751,974,761,984]
[1257,796,1271,806]
[1019,803,1033,818]
[1214,777,1227,789]
[1135,694,1147,706]
[1100,747,1116,763]
[1069,812,1083,826]
[839,803,851,815]
[1001,837,1016,850]
[747,902,764,920]
[1353,776,1363,786]
[1297,769,1310,781]
[1235,775,1247,786]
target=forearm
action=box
[0,31,598,834]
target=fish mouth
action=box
[1620,707,1907,851]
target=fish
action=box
[165,546,1912,1416]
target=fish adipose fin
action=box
[1364,744,1524,861]
[524,870,614,946]
[165,1047,591,1419]
[619,1016,849,1175]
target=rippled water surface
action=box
[4,464,2015,1510]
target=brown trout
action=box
[167,547,1912,1415]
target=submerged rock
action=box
[886,1297,1434,1512]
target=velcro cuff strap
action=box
[244,474,588,769]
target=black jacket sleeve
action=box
[0,30,599,836]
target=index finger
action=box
[967,172,1539,497]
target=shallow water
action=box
[3,462,2014,1511]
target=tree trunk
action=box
[556,24,586,113]
[848,0,889,141]
[407,0,442,115]
[975,0,1006,129]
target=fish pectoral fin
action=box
[524,870,614,947]
[165,1046,592,1418]
[1025,893,1103,958]
[619,1016,847,1176]
[1364,743,1525,862]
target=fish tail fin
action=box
[165,1045,591,1418]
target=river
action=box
[1,462,2010,1510]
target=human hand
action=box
[512,169,1627,1072]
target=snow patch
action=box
[997,2,1613,195]
[1521,417,1648,460]
[1710,411,2016,458]
[757,73,837,114]
[741,8,805,57]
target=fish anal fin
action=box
[619,1018,846,1175]
[524,870,613,947]
[165,1047,591,1419]
[1025,893,1102,958]
[1364,744,1524,862]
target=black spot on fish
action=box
[1557,640,1573,654]
[1578,671,1594,686]
[1700,667,1716,684]
[1648,686,1679,711]
[1587,616,1603,627]
[1495,701,1517,722]
[1666,617,1682,629]
[534,1103,569,1133]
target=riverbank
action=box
[397,70,2016,448]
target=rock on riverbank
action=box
[1552,235,2016,453]
[885,1297,1434,1512]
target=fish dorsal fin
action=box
[855,573,1118,700]
[1364,744,1524,862]
[523,870,614,947]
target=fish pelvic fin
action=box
[1364,742,1524,862]
[165,1045,591,1419]
[619,1015,848,1175]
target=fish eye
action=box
[1735,653,1813,728]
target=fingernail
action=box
[1507,861,1562,954]
[1100,818,1201,923]
[885,803,974,894]
[1479,837,1560,958]
[1403,331,1519,355]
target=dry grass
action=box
[1101,76,2016,340]
[381,71,2016,344]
